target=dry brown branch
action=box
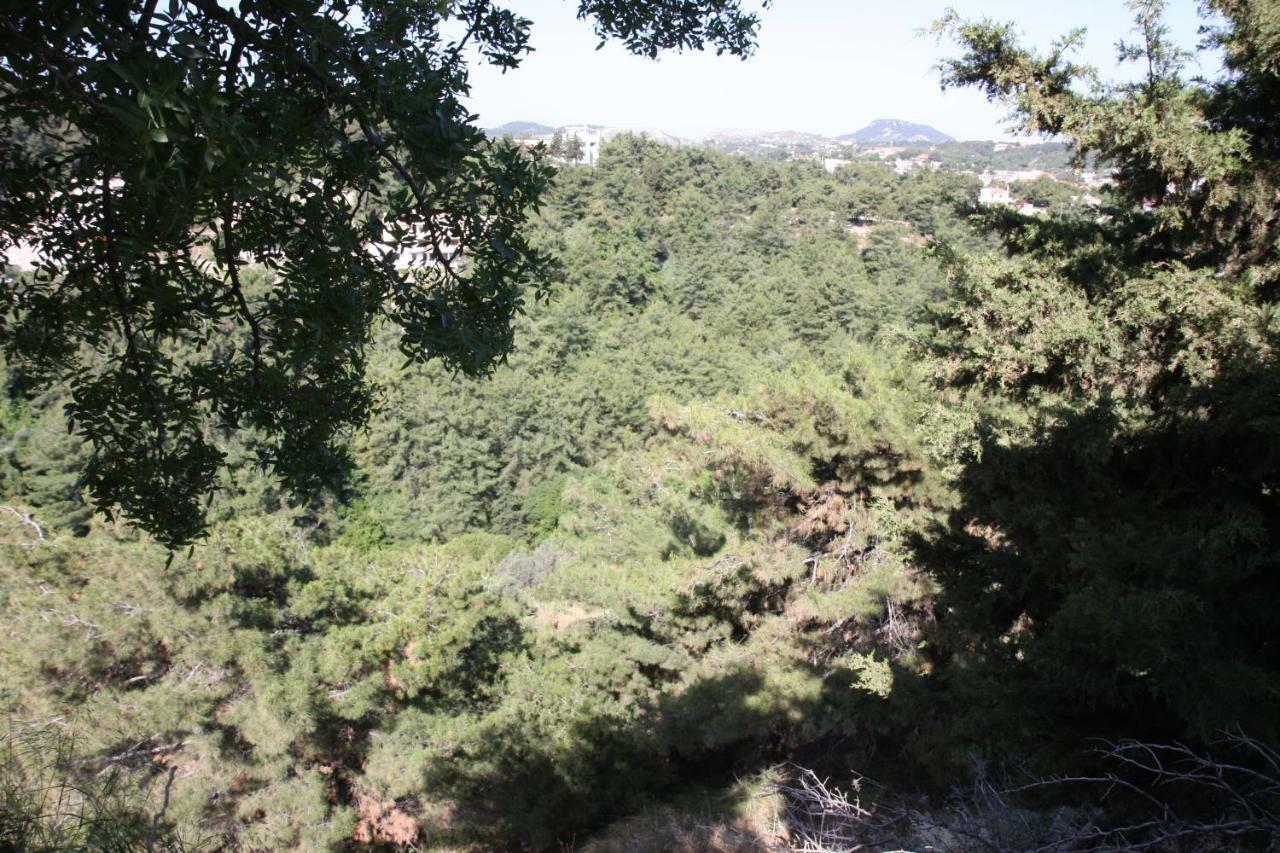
[777,731,1280,852]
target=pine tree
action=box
[0,0,769,546]
[925,0,1280,740]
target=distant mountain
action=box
[487,121,555,138]
[489,119,959,148]
[837,119,953,145]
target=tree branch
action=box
[101,173,137,360]
[219,199,262,379]
[180,0,462,275]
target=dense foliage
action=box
[3,0,1279,848]
[0,0,766,546]
[1,141,966,848]
[926,0,1280,745]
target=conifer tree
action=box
[0,0,769,546]
[926,0,1280,738]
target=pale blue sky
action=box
[463,0,1216,140]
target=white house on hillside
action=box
[979,186,1012,206]
[558,125,603,166]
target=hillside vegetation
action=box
[0,140,985,848]
[3,1,1280,847]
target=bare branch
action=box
[0,505,45,545]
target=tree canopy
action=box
[925,0,1280,737]
[0,0,768,546]
[0,133,965,851]
[4,0,1280,848]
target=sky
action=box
[463,0,1217,141]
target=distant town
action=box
[489,118,1112,218]
[2,119,1107,272]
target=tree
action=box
[924,0,1280,740]
[0,124,966,850]
[1010,175,1080,212]
[0,0,769,546]
[565,133,586,164]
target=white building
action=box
[558,125,605,166]
[979,186,1012,206]
[993,169,1047,183]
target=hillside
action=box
[0,137,981,849]
[487,120,556,137]
[838,118,953,145]
[5,1,1280,849]
[703,128,832,147]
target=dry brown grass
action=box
[578,770,787,853]
[533,601,607,633]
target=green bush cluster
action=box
[7,4,1280,835]
[1,139,958,848]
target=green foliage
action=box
[3,394,92,538]
[578,0,770,58]
[6,2,1279,847]
[10,106,1052,839]
[0,0,768,547]
[335,139,969,547]
[925,0,1280,742]
[520,475,569,538]
[0,139,956,839]
[1010,175,1082,212]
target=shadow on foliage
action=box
[417,662,908,850]
[916,353,1280,752]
